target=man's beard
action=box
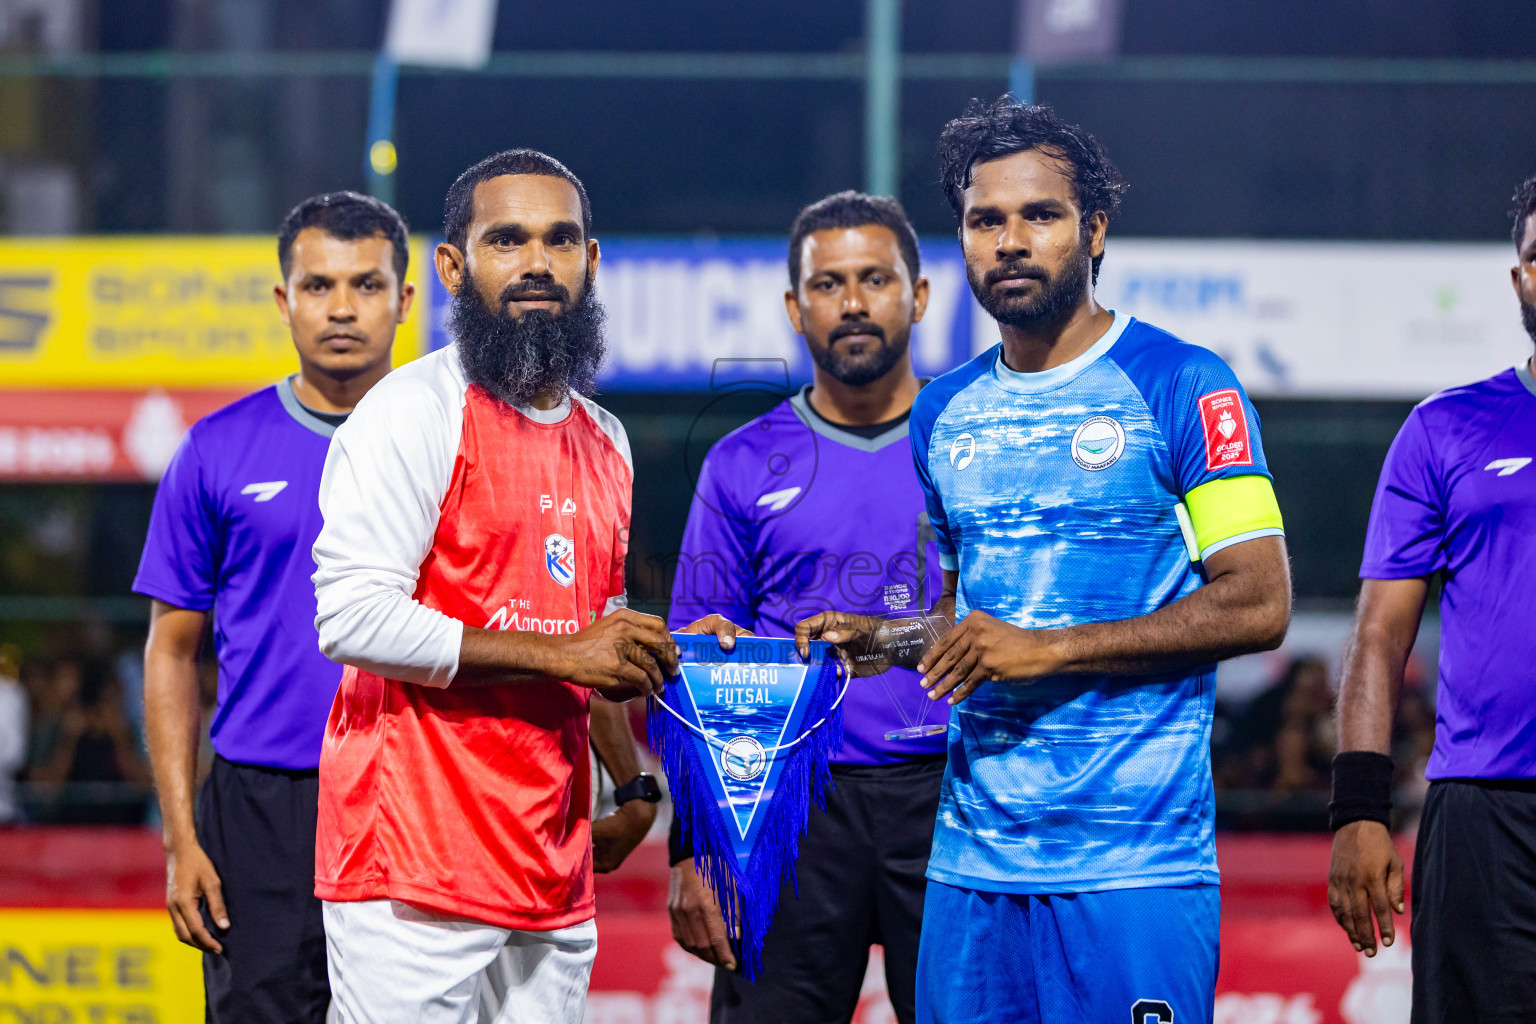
[449,274,608,408]
[968,234,1092,329]
[1522,298,1536,345]
[807,319,910,386]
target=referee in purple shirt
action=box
[667,192,944,1024]
[1329,175,1536,1022]
[134,193,416,1022]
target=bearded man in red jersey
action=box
[312,150,713,1023]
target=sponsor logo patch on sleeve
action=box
[1197,389,1254,471]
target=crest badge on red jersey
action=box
[543,533,575,587]
[1197,389,1254,471]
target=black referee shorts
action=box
[1411,778,1536,1024]
[196,755,330,1024]
[708,755,945,1024]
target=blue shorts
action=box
[915,880,1220,1024]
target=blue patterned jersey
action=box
[911,312,1282,894]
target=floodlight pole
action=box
[365,54,399,204]
[1009,57,1036,103]
[864,0,901,197]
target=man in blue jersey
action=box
[1327,176,1536,1023]
[667,191,945,1024]
[800,98,1293,1024]
[136,193,657,1023]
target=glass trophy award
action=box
[851,613,955,742]
[887,722,948,741]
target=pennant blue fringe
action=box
[648,655,844,980]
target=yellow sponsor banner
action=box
[0,909,202,1022]
[0,236,430,389]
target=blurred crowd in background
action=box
[1211,653,1435,832]
[0,638,215,828]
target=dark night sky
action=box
[91,1,1536,239]
[101,0,1536,57]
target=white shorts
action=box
[323,899,597,1024]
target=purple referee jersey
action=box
[133,380,346,770]
[669,386,946,765]
[1361,361,1536,779]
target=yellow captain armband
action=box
[1173,475,1285,563]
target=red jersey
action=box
[312,348,632,930]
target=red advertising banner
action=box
[0,389,251,481]
[584,911,1410,1024]
[585,836,1415,1024]
[0,830,1415,1024]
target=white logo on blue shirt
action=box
[240,481,288,503]
[950,433,976,471]
[756,487,801,512]
[1071,417,1126,471]
[1486,457,1531,477]
[544,533,576,587]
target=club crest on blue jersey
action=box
[1071,416,1126,471]
[544,533,575,587]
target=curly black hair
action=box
[787,190,921,289]
[1511,174,1536,250]
[937,95,1126,282]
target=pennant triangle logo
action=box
[675,656,812,868]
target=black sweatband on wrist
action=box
[1329,750,1395,831]
[667,813,695,866]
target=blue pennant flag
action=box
[648,634,846,979]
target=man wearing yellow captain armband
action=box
[799,99,1292,1024]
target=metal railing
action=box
[14,781,156,825]
[0,596,150,623]
[5,783,1431,832]
[4,51,1536,84]
[1215,788,1424,833]
[2,46,1533,215]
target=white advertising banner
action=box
[423,238,1532,399]
[1094,239,1532,399]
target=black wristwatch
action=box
[613,773,662,806]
